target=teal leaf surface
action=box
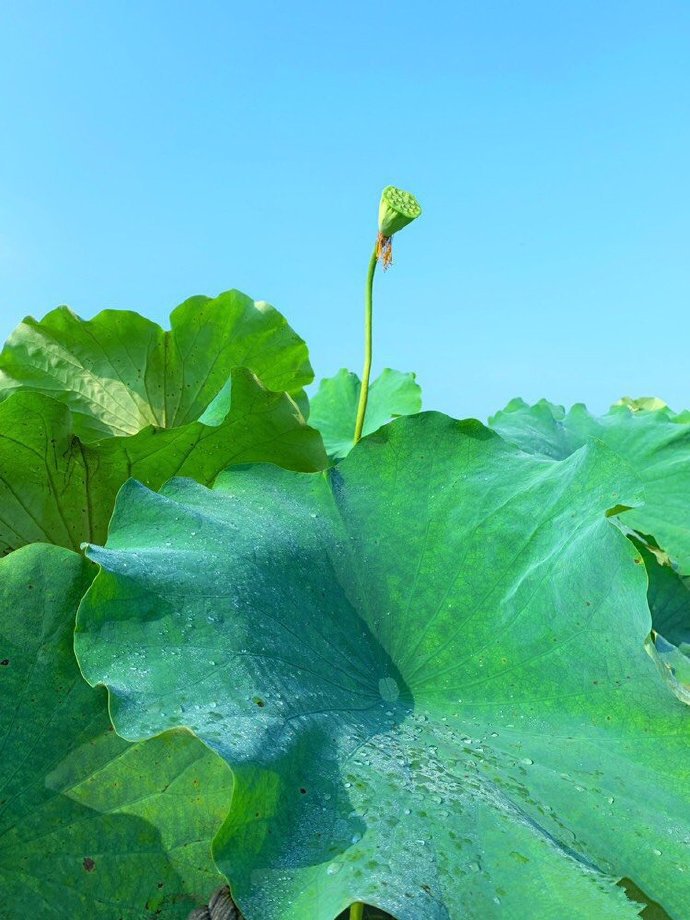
[0,290,313,441]
[309,368,421,460]
[0,544,233,918]
[490,398,690,574]
[75,414,687,919]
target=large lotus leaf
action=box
[74,414,689,920]
[0,543,233,918]
[0,369,325,554]
[0,290,313,441]
[309,368,421,460]
[490,398,690,575]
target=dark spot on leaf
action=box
[157,882,164,889]
[618,877,673,918]
[633,557,642,565]
[254,697,265,707]
[585,600,591,606]
[0,659,9,666]
[299,787,307,795]
[83,857,96,872]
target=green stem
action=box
[349,902,365,920]
[353,244,379,445]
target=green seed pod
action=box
[377,185,422,238]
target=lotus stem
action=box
[349,902,365,920]
[352,186,422,446]
[353,245,378,445]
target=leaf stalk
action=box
[353,245,378,445]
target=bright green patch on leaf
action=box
[490,397,690,574]
[74,414,688,920]
[0,543,233,918]
[0,370,325,554]
[613,396,668,413]
[0,290,313,441]
[310,368,421,460]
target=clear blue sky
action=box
[1,1,689,420]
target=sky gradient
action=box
[1,1,689,420]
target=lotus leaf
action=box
[0,369,325,554]
[634,537,690,650]
[75,414,689,919]
[633,537,690,705]
[0,543,233,917]
[0,290,312,441]
[310,368,421,460]
[490,398,690,574]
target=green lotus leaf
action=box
[645,632,690,705]
[0,290,313,441]
[634,536,690,649]
[613,396,668,413]
[0,370,325,554]
[631,536,690,705]
[490,398,690,574]
[309,368,422,460]
[0,543,233,918]
[74,414,689,919]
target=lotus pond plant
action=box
[0,186,689,920]
[353,186,422,447]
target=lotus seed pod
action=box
[377,185,422,238]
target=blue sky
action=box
[1,1,689,420]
